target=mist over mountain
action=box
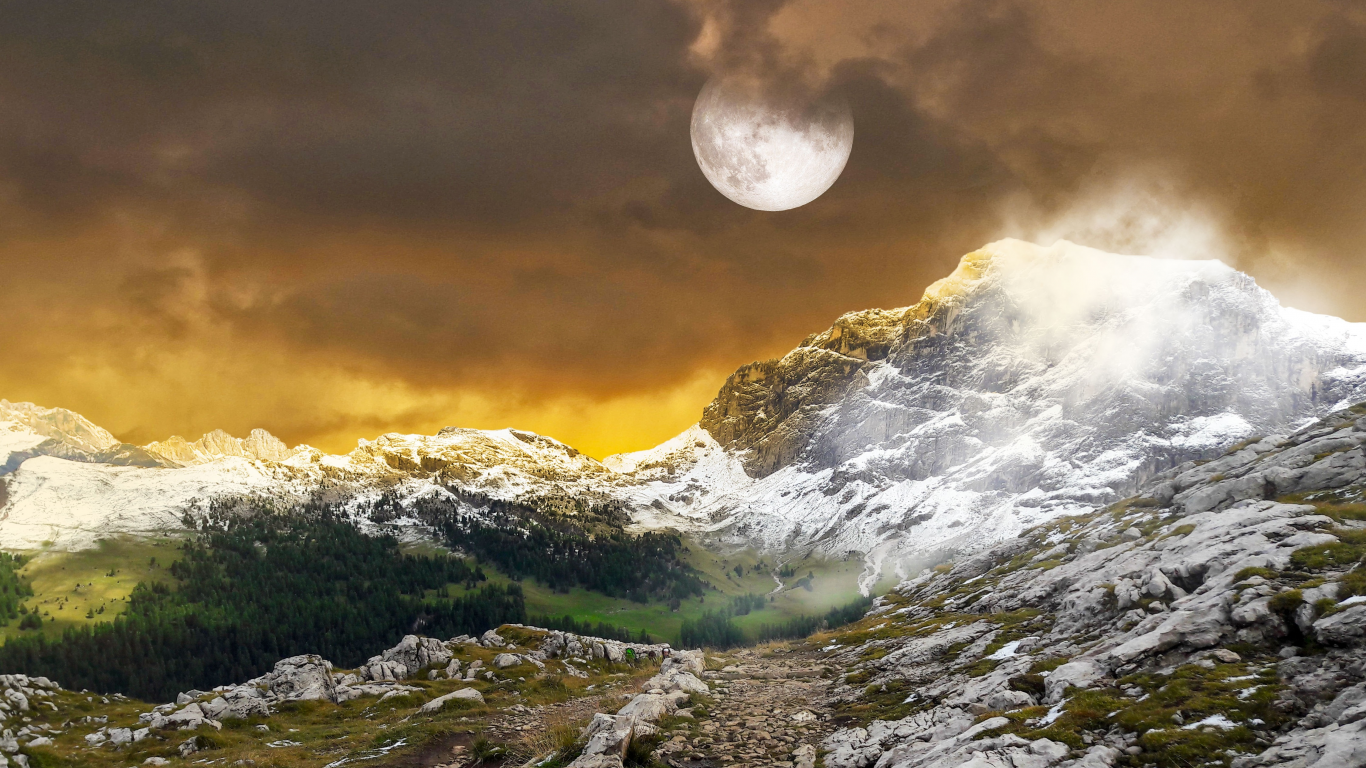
[3,240,1365,588]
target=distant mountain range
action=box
[5,239,1366,588]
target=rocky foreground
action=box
[812,403,1366,768]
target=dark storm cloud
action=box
[2,0,1366,454]
[0,0,704,228]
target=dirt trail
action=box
[412,647,837,768]
[655,647,837,768]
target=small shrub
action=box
[471,737,509,764]
[1030,657,1068,675]
[625,732,663,767]
[1268,590,1303,614]
[1009,674,1046,697]
[1233,566,1277,582]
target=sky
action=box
[2,0,1365,458]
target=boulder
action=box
[641,668,709,696]
[663,650,705,676]
[419,688,484,714]
[493,653,522,669]
[361,660,409,682]
[1044,660,1105,704]
[582,713,635,757]
[263,655,338,702]
[480,630,506,647]
[617,693,675,723]
[373,635,452,676]
[984,690,1035,711]
[1314,605,1366,647]
[1,691,26,713]
[1106,609,1227,663]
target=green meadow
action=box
[0,536,183,643]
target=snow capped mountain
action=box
[679,239,1366,587]
[4,239,1366,580]
[145,429,298,465]
[0,400,164,474]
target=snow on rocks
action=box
[817,404,1366,768]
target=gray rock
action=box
[419,688,484,714]
[371,635,452,677]
[565,755,624,768]
[1314,605,1366,646]
[581,713,634,758]
[1045,660,1105,703]
[617,693,674,723]
[261,654,337,702]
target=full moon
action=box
[690,76,854,211]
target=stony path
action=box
[657,648,836,768]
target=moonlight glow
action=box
[690,77,854,211]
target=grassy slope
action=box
[0,536,183,643]
[435,535,879,644]
[1,532,880,649]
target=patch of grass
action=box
[835,677,928,725]
[1234,566,1278,582]
[471,736,510,764]
[1310,503,1366,523]
[1290,528,1366,572]
[983,662,1286,768]
[1268,589,1303,614]
[509,716,585,767]
[625,732,664,768]
[1029,657,1068,675]
[1338,568,1366,599]
[1162,524,1197,539]
[963,658,999,678]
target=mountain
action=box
[675,239,1366,587]
[3,239,1366,582]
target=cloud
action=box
[1,0,1365,454]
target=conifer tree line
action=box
[0,553,33,623]
[0,515,525,701]
[366,490,708,603]
[530,614,651,643]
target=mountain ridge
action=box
[4,239,1366,586]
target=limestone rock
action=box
[582,713,634,757]
[1314,605,1366,647]
[260,654,337,702]
[419,688,484,714]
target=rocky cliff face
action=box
[683,239,1366,586]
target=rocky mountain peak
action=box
[144,427,296,466]
[0,399,120,454]
[690,239,1366,581]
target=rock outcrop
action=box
[816,402,1366,768]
